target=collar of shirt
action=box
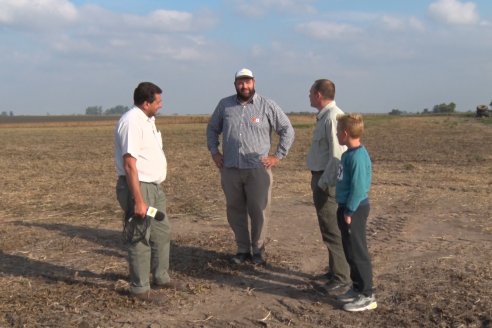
[316,100,337,121]
[132,105,156,123]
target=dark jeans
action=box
[337,203,373,296]
[311,172,350,283]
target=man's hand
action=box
[344,214,352,225]
[211,152,224,169]
[133,200,148,219]
[261,155,280,169]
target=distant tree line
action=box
[389,109,407,115]
[389,102,458,115]
[85,105,129,116]
[432,102,456,113]
[1,111,14,116]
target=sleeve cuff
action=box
[344,209,354,216]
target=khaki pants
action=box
[116,177,171,294]
[221,167,272,254]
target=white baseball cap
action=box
[235,68,254,80]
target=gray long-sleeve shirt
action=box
[207,93,295,169]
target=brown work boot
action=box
[131,290,167,304]
[153,280,187,292]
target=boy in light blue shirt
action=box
[335,113,377,312]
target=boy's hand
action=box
[344,214,352,225]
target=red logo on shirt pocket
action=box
[251,117,260,124]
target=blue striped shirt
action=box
[207,93,295,169]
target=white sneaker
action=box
[343,294,377,312]
[336,288,360,303]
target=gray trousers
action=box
[116,176,171,294]
[311,172,350,284]
[221,167,272,254]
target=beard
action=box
[236,87,255,102]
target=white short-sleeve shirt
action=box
[114,106,167,183]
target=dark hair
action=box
[133,82,162,106]
[312,79,335,100]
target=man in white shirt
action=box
[115,82,180,303]
[306,79,350,294]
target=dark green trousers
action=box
[311,172,350,284]
[116,176,171,294]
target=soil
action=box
[0,115,491,327]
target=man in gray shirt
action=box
[307,79,350,293]
[207,68,295,265]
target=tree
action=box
[389,109,402,115]
[85,106,102,115]
[104,105,129,115]
[432,102,456,113]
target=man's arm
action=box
[318,117,344,190]
[267,100,295,163]
[207,102,224,168]
[123,154,147,219]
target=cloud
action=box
[230,0,316,18]
[0,0,78,29]
[379,15,426,32]
[428,0,480,25]
[296,21,362,40]
[78,5,215,33]
[0,2,217,63]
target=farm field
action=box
[0,114,491,327]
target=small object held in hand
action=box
[123,207,165,244]
[147,206,165,221]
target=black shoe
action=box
[231,252,251,264]
[131,290,167,304]
[312,271,335,282]
[252,250,266,266]
[322,279,350,294]
[153,281,187,292]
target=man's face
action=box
[309,86,319,109]
[234,78,255,101]
[145,93,163,117]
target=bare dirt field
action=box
[0,114,491,328]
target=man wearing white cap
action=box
[207,68,295,265]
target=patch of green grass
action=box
[472,154,486,162]
[477,117,492,125]
[403,163,416,170]
[293,123,314,129]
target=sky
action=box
[0,0,491,115]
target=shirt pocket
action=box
[313,126,325,142]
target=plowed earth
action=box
[0,115,491,327]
